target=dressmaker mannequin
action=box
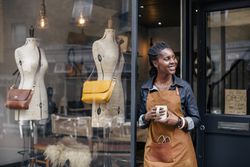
[14,38,48,121]
[91,19,125,127]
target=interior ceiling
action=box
[138,0,180,28]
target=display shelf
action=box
[51,114,92,137]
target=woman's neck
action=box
[154,74,173,90]
[155,74,173,85]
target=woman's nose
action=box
[169,57,175,63]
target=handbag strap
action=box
[11,47,42,89]
[67,47,75,65]
[35,47,42,87]
[87,39,123,81]
[112,39,123,80]
[67,47,83,74]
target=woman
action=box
[138,42,200,167]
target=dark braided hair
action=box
[148,41,171,77]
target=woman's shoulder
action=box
[174,75,192,90]
[141,77,154,90]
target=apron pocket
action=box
[146,142,174,163]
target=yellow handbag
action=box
[81,80,115,104]
[81,38,123,104]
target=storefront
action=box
[0,0,249,167]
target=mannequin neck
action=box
[25,38,39,46]
[102,28,116,40]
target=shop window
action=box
[206,7,250,115]
[0,0,132,166]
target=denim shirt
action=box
[138,75,200,130]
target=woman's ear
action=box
[152,60,158,68]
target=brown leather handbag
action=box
[5,47,41,110]
[5,88,34,110]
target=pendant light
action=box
[72,0,93,27]
[37,0,48,29]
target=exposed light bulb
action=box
[40,18,46,28]
[37,16,48,29]
[37,0,48,29]
[72,0,93,27]
[78,13,86,26]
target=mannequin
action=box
[14,37,48,121]
[91,19,125,127]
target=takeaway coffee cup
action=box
[155,105,168,121]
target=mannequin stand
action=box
[103,121,112,167]
[18,120,47,166]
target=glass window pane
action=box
[0,0,132,166]
[206,7,250,115]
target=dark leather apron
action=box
[144,88,197,167]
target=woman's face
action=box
[153,48,178,75]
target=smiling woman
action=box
[138,41,200,167]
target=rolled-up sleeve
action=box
[184,84,200,130]
[138,89,150,129]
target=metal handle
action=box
[200,125,205,131]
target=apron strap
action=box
[176,87,179,96]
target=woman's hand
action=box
[155,110,179,126]
[144,107,157,121]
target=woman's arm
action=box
[138,89,150,128]
[184,84,200,130]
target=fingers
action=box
[154,117,164,123]
[145,107,157,121]
[147,107,176,123]
[167,110,178,119]
[158,108,166,113]
[154,110,178,126]
[164,111,179,126]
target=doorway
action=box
[194,1,250,167]
[136,0,181,166]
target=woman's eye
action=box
[164,56,175,61]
